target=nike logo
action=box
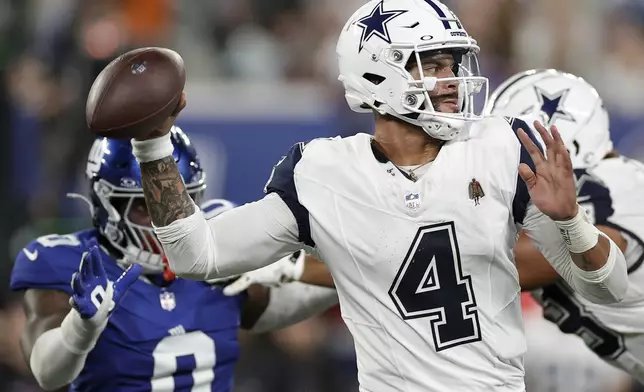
[23,248,38,261]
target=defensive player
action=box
[486,68,644,382]
[10,129,338,391]
[128,1,629,391]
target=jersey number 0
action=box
[389,222,482,351]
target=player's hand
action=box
[70,239,143,326]
[222,250,306,296]
[517,121,578,221]
[136,92,187,141]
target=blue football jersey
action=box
[11,229,246,392]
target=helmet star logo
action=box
[530,86,576,127]
[356,1,407,52]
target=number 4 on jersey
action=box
[389,222,482,351]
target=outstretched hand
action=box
[517,121,578,221]
[70,239,142,326]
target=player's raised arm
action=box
[516,120,628,303]
[131,99,304,280]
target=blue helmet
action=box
[81,126,206,271]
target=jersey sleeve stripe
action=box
[603,221,644,274]
[264,142,315,247]
[508,117,544,224]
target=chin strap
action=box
[162,255,176,281]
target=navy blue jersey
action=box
[11,229,246,392]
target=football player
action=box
[10,129,338,391]
[486,68,644,383]
[129,0,629,390]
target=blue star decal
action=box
[356,2,407,52]
[533,86,576,127]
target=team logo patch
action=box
[159,291,176,311]
[404,191,421,210]
[468,178,485,206]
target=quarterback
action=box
[487,68,644,383]
[11,130,338,391]
[129,0,628,391]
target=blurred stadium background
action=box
[1,0,644,391]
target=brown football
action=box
[86,47,186,139]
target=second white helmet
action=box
[485,69,613,169]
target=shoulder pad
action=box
[11,233,87,294]
[575,169,614,224]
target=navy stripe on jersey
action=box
[574,168,615,225]
[603,221,644,274]
[507,117,545,224]
[264,142,315,247]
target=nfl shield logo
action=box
[404,191,421,210]
[159,291,176,311]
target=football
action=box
[86,47,186,139]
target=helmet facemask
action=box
[340,41,489,141]
[397,46,489,139]
[91,178,205,273]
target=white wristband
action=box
[554,205,600,254]
[60,308,107,355]
[131,132,174,163]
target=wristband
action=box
[554,205,600,254]
[131,132,174,163]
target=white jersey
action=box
[532,156,644,380]
[155,116,627,391]
[264,116,550,392]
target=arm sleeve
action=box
[30,305,107,390]
[522,204,628,304]
[155,193,302,280]
[249,282,338,334]
[155,142,313,281]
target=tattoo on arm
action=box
[140,156,195,227]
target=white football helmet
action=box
[336,0,489,141]
[485,69,613,169]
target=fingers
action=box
[518,129,545,165]
[518,163,537,189]
[532,121,553,149]
[550,124,564,146]
[87,245,102,277]
[550,125,573,171]
[71,271,83,294]
[113,264,143,303]
[79,252,91,282]
[223,275,253,296]
[89,244,110,289]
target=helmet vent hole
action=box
[363,73,385,85]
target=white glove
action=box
[223,250,306,296]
